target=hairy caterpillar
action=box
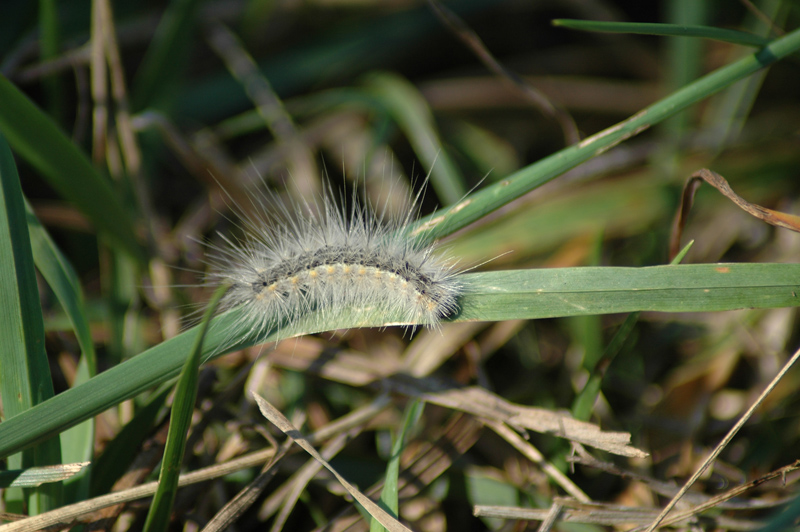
[201,177,463,342]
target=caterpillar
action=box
[201,178,463,342]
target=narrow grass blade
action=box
[552,19,771,48]
[0,134,61,512]
[142,282,228,532]
[0,262,798,460]
[409,27,800,242]
[0,75,145,263]
[571,312,639,422]
[25,199,97,380]
[25,199,97,499]
[371,399,424,532]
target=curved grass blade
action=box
[0,262,799,459]
[25,199,96,500]
[551,19,771,48]
[0,133,61,512]
[0,75,145,263]
[409,26,800,242]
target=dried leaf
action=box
[670,168,800,259]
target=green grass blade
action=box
[551,19,771,48]
[364,73,467,204]
[25,199,96,500]
[0,262,798,460]
[0,75,145,263]
[371,399,424,532]
[409,26,800,242]
[456,264,800,321]
[571,312,639,422]
[26,200,96,375]
[0,133,61,513]
[143,283,227,532]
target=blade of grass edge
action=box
[142,282,228,532]
[89,385,172,497]
[0,133,61,513]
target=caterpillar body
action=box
[203,180,462,340]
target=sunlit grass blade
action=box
[0,262,798,460]
[551,19,771,48]
[0,75,145,263]
[143,283,228,532]
[0,134,61,513]
[410,26,800,242]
